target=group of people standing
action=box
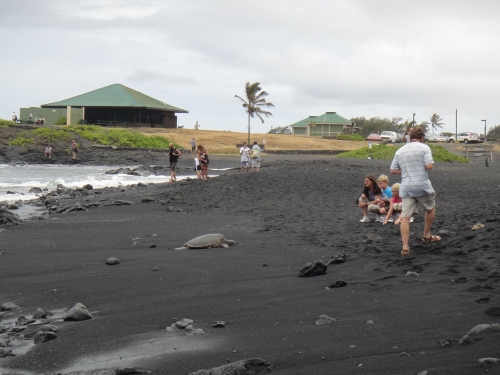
[239,141,261,172]
[358,127,440,257]
[168,140,209,183]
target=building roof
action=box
[291,112,351,127]
[41,83,188,113]
[290,116,317,127]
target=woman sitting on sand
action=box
[197,145,209,180]
[382,183,403,225]
[358,174,382,223]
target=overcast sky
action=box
[1,0,499,135]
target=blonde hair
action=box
[391,183,400,192]
[377,174,389,183]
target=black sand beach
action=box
[1,153,499,375]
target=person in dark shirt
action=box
[168,143,182,183]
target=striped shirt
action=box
[390,142,434,198]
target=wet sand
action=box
[1,155,499,375]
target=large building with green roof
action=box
[290,111,360,137]
[19,84,188,127]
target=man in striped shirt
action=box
[390,127,441,256]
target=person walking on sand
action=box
[190,137,196,153]
[197,145,209,180]
[45,144,52,159]
[168,143,182,183]
[251,141,261,172]
[390,127,441,256]
[71,139,78,161]
[240,141,250,172]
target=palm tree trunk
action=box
[247,112,251,144]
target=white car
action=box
[380,131,398,143]
[447,132,479,144]
[424,133,446,143]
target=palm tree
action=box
[429,113,445,134]
[235,82,275,144]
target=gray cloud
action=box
[1,0,499,134]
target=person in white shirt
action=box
[240,141,250,172]
[390,127,441,257]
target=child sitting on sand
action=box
[382,183,403,225]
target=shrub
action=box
[0,119,16,126]
[10,131,35,146]
[336,133,365,141]
[32,128,70,142]
[55,117,67,125]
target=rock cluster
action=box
[188,358,273,375]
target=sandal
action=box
[421,234,441,244]
[401,248,410,256]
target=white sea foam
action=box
[0,164,217,204]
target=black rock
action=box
[34,331,57,344]
[299,260,327,277]
[209,321,226,328]
[28,187,42,194]
[106,257,120,265]
[187,358,272,375]
[115,367,150,375]
[484,306,500,317]
[330,280,348,288]
[475,297,490,304]
[327,253,346,264]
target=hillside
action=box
[139,128,366,154]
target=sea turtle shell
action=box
[176,233,235,250]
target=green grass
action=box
[336,133,365,141]
[8,125,179,149]
[338,144,469,163]
[0,119,16,126]
[32,127,71,143]
[9,131,34,146]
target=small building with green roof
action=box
[290,111,360,137]
[19,83,188,127]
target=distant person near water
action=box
[71,139,78,161]
[45,145,52,159]
[197,145,209,180]
[251,141,261,172]
[193,155,202,180]
[240,141,250,172]
[190,137,196,152]
[168,143,182,183]
[390,127,440,256]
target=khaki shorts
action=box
[402,193,435,218]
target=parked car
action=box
[396,133,404,143]
[447,132,479,144]
[380,131,398,143]
[479,134,485,143]
[424,133,446,143]
[366,133,382,141]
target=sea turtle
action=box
[175,233,235,250]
